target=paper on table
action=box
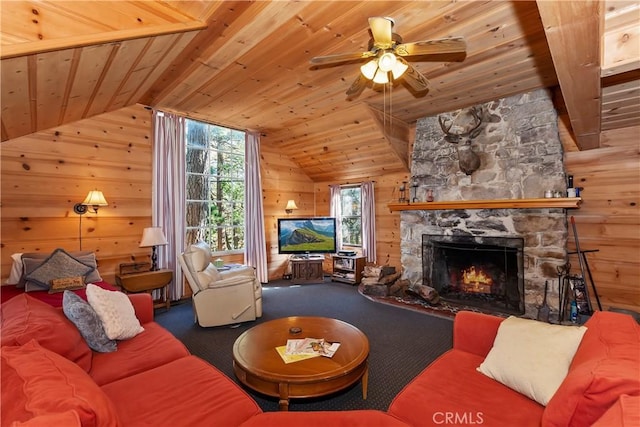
[275,346,321,364]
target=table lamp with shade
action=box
[140,227,168,271]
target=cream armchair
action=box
[178,242,262,327]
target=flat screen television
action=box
[277,217,337,255]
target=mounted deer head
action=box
[438,106,484,175]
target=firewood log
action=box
[378,271,401,285]
[408,283,440,305]
[362,265,383,279]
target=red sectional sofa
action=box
[1,293,638,426]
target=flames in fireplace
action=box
[461,266,493,293]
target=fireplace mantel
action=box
[388,197,581,211]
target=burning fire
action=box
[461,266,493,293]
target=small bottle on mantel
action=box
[567,175,574,188]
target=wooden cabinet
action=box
[332,255,366,285]
[290,257,325,284]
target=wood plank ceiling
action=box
[1,1,638,182]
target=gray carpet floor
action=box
[155,277,453,412]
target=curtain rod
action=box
[328,181,376,187]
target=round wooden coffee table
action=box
[232,316,369,410]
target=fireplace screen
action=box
[422,234,524,315]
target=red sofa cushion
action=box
[101,355,262,426]
[1,281,117,307]
[1,293,92,371]
[239,410,411,427]
[388,349,544,427]
[1,340,120,427]
[592,394,640,426]
[453,311,504,357]
[11,410,81,427]
[543,311,640,427]
[89,322,191,386]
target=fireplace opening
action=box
[422,235,525,315]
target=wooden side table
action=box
[115,269,173,310]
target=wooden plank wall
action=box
[564,124,640,312]
[259,142,316,280]
[1,104,154,285]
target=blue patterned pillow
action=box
[62,291,116,353]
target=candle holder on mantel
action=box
[398,181,408,203]
[411,183,419,203]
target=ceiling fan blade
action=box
[368,17,393,49]
[310,51,375,66]
[395,37,467,61]
[401,63,430,93]
[346,74,368,99]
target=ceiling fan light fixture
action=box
[373,69,389,84]
[391,57,409,79]
[378,52,397,72]
[360,59,378,80]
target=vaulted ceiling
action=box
[2,1,638,182]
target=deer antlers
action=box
[438,106,483,144]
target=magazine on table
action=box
[276,338,340,364]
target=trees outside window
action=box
[185,119,245,253]
[340,186,362,247]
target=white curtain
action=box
[361,181,377,263]
[244,132,268,283]
[152,111,186,301]
[329,185,343,252]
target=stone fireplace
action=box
[401,89,568,319]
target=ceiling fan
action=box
[310,17,467,98]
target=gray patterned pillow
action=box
[24,248,94,289]
[21,251,102,289]
[62,291,117,353]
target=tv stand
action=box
[290,256,325,284]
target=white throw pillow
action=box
[86,283,144,340]
[5,253,24,285]
[477,316,587,406]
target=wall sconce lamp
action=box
[73,190,108,250]
[73,190,109,215]
[140,227,168,271]
[285,200,299,214]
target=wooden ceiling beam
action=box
[366,106,411,172]
[0,21,206,60]
[536,0,603,151]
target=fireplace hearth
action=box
[423,234,525,316]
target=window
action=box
[340,186,362,247]
[185,119,245,253]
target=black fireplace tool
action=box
[557,263,571,323]
[537,280,550,322]
[571,216,600,313]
